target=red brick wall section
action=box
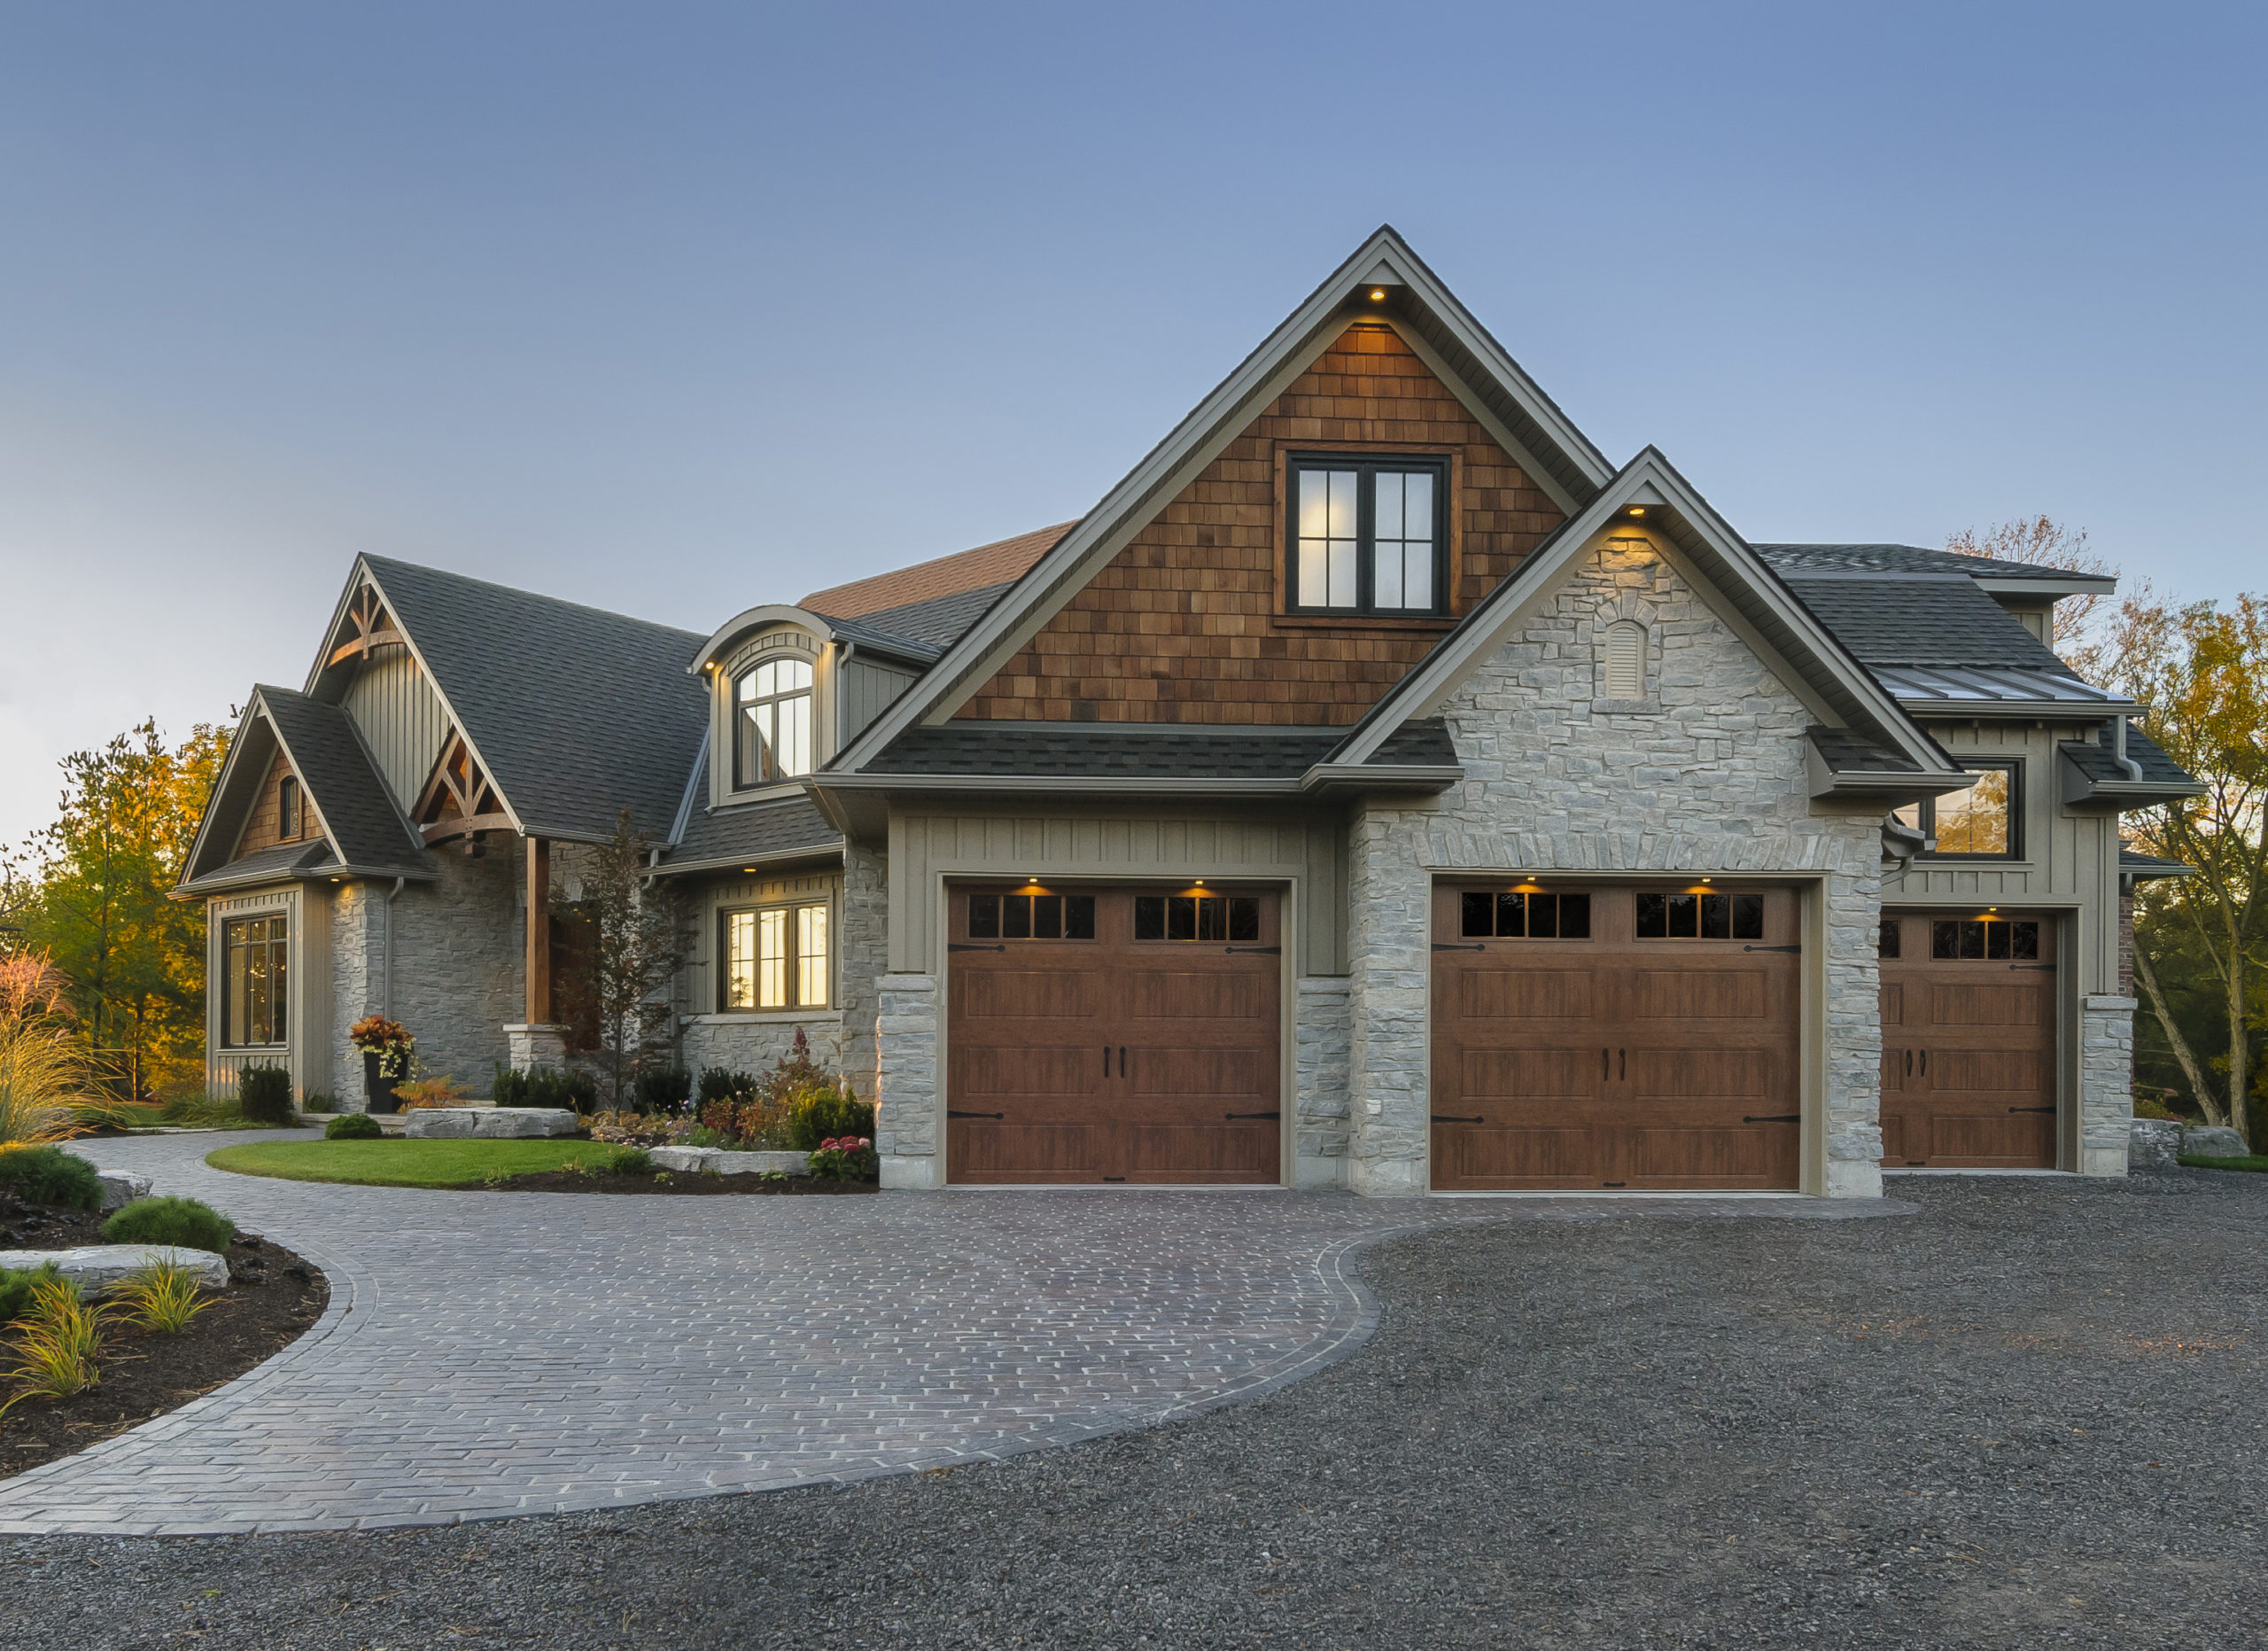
[957,323,1564,726]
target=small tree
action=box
[555,812,687,1106]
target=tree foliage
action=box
[2093,589,2267,1139]
[554,812,687,1106]
[7,720,228,1098]
[1947,516,2116,654]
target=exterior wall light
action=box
[1369,288,1386,301]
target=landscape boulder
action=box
[96,1170,153,1211]
[404,1108,578,1141]
[0,1244,229,1291]
[2129,1118,2184,1170]
[2181,1125,2250,1159]
[647,1146,810,1176]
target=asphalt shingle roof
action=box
[1805,727,1923,775]
[177,840,336,895]
[808,614,944,664]
[361,557,709,842]
[2062,726,2192,788]
[863,717,1459,780]
[1780,575,2073,674]
[666,795,843,870]
[257,687,429,874]
[1755,543,2091,582]
[848,582,1017,650]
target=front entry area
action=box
[1877,911,2059,1168]
[945,883,1282,1184]
[1430,882,1803,1191]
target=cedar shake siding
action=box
[957,324,1564,727]
[234,752,321,856]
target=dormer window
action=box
[1287,455,1448,616]
[276,775,302,841]
[734,656,813,788]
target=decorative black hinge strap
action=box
[948,943,1006,953]
[2008,1106,2057,1114]
[1744,1114,1802,1123]
[1224,1110,1281,1120]
[1431,1114,1485,1124]
[1224,945,1282,954]
[2010,963,2056,971]
[946,1110,1005,1119]
[1432,942,1486,952]
[1744,945,1802,954]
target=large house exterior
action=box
[175,228,2198,1198]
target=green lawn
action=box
[206,1137,617,1188]
[2178,1154,2268,1174]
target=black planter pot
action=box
[362,1051,400,1114]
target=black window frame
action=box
[1900,762,2023,861]
[276,775,302,841]
[967,892,1098,942]
[221,913,289,1049]
[1284,453,1451,618]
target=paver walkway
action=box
[0,1131,1907,1536]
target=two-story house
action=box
[175,227,2197,1197]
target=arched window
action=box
[734,656,813,787]
[1604,619,1646,700]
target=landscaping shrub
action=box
[0,1263,62,1328]
[237,1064,296,1125]
[103,1195,235,1253]
[603,1145,655,1176]
[0,1145,101,1210]
[393,1075,470,1109]
[299,1092,338,1114]
[788,1086,875,1152]
[0,954,97,1149]
[495,1064,601,1112]
[158,1092,245,1127]
[325,1112,384,1141]
[695,1066,757,1105]
[807,1135,878,1181]
[631,1064,693,1114]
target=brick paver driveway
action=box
[0,1130,1906,1537]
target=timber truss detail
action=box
[328,584,407,666]
[414,731,512,853]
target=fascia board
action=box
[177,700,274,887]
[300,557,376,697]
[812,773,1306,798]
[831,227,1611,770]
[651,842,845,880]
[1971,575,2118,596]
[1385,320,1585,517]
[1300,763,1464,795]
[667,744,708,846]
[1899,697,2137,720]
[354,565,528,841]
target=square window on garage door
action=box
[968,892,1097,940]
[1134,893,1260,941]
[1636,892,1765,939]
[1459,890,1591,938]
[1930,917,2039,961]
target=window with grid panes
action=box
[1286,456,1449,615]
[720,900,829,1009]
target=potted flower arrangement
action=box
[349,1016,414,1113]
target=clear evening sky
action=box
[2,3,2260,845]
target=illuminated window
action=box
[721,900,829,1009]
[1287,456,1448,616]
[222,915,289,1047]
[734,656,814,788]
[1893,765,2019,859]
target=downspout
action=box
[381,876,406,1017]
[2111,715,2144,783]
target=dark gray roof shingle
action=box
[807,614,944,664]
[1782,575,2073,674]
[1368,718,1458,767]
[1756,543,2090,581]
[257,687,429,874]
[865,725,1345,780]
[176,840,336,895]
[665,795,843,870]
[1805,727,1923,774]
[2061,726,2192,787]
[850,582,1015,650]
[361,557,709,842]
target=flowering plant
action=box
[393,1075,470,1110]
[808,1135,877,1181]
[348,1016,416,1079]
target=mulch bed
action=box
[0,1203,329,1482]
[485,1171,880,1195]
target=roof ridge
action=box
[359,553,706,646]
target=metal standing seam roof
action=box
[1871,665,2129,707]
[356,556,710,843]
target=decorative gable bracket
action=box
[326,583,407,666]
[414,730,512,853]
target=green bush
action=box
[0,1145,102,1210]
[631,1065,692,1114]
[493,1064,600,1112]
[237,1064,296,1125]
[696,1066,757,1105]
[158,1092,245,1127]
[325,1111,384,1140]
[786,1085,875,1152]
[299,1091,338,1114]
[603,1145,655,1176]
[104,1195,236,1252]
[0,1262,62,1328]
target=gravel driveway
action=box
[5,1167,2259,1648]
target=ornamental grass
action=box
[0,955,99,1151]
[110,1261,214,1336]
[0,1275,107,1413]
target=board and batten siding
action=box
[837,655,918,748]
[1881,720,2126,995]
[204,882,332,1103]
[340,644,449,813]
[887,807,1347,978]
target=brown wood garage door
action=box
[1878,912,2058,1168]
[1431,884,1802,1191]
[946,884,1281,1184]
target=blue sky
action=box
[3,2,2261,845]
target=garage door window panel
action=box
[1459,890,1590,938]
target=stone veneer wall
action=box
[1293,977,1352,1188]
[2080,994,2138,1176]
[874,973,939,1188]
[328,882,380,1106]
[388,853,523,1095]
[1345,533,1888,1197]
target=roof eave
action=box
[1899,696,2138,719]
[1300,762,1464,796]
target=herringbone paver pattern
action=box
[0,1133,1902,1536]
